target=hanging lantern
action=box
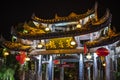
[86,53,92,60]
[25,57,30,61]
[16,54,20,61]
[53,60,60,64]
[16,51,27,64]
[20,51,26,64]
[45,27,50,32]
[96,47,109,62]
[4,51,9,56]
[70,40,76,46]
[96,47,109,57]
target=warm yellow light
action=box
[45,27,50,31]
[76,24,81,28]
[70,41,76,45]
[23,29,28,33]
[103,63,106,67]
[4,52,9,56]
[86,53,92,60]
[26,57,30,61]
[37,44,43,48]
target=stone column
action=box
[60,60,64,80]
[79,54,84,80]
[48,55,53,80]
[93,53,98,80]
[105,55,110,80]
[37,55,42,80]
[88,67,91,80]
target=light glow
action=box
[37,44,43,48]
[4,52,9,56]
[76,24,82,28]
[25,57,30,61]
[86,53,92,60]
[102,62,106,67]
[70,41,76,45]
[45,27,50,31]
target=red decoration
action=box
[96,47,109,57]
[16,51,26,64]
[84,44,88,54]
[53,60,60,64]
[16,54,20,61]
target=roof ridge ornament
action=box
[11,26,15,35]
[95,1,98,21]
[69,12,77,17]
[0,35,6,42]
[55,13,60,19]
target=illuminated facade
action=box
[0,2,120,80]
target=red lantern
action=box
[19,51,26,64]
[96,47,109,57]
[16,54,20,61]
[16,51,26,64]
[96,47,109,62]
[53,60,60,64]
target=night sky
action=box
[0,0,120,40]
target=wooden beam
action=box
[29,47,96,56]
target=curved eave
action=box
[13,12,111,40]
[86,34,120,48]
[116,41,120,47]
[1,41,32,51]
[32,8,95,24]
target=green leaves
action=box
[0,67,15,80]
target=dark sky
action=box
[0,0,120,40]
